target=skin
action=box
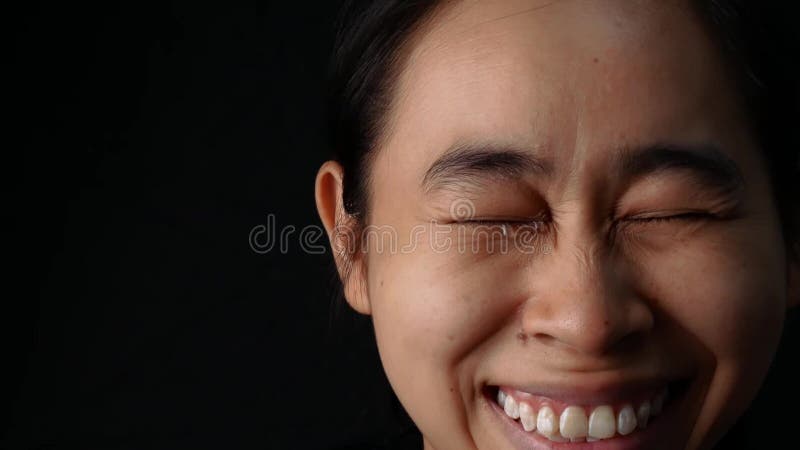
[316,0,800,449]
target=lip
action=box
[482,379,692,450]
[497,377,670,407]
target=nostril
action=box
[527,332,558,346]
[520,327,644,357]
[613,330,648,354]
[517,331,570,345]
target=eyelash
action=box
[461,211,716,232]
[458,219,551,234]
[622,211,717,224]
[461,219,545,225]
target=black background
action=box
[5,2,797,449]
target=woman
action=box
[315,1,799,448]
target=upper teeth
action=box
[496,387,668,443]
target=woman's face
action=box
[317,0,798,449]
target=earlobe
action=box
[314,161,371,315]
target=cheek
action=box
[637,229,786,361]
[367,244,532,390]
[366,248,528,445]
[636,224,787,449]
[369,249,525,367]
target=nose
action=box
[520,238,654,357]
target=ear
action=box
[315,160,371,315]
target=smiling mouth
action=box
[485,380,690,447]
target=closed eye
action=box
[459,216,550,229]
[623,211,717,223]
[460,218,544,226]
[457,218,551,238]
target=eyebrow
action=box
[421,143,552,193]
[615,143,745,194]
[421,141,745,195]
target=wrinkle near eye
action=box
[615,170,746,220]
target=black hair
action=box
[327,0,443,221]
[327,0,799,261]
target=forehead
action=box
[376,0,745,186]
